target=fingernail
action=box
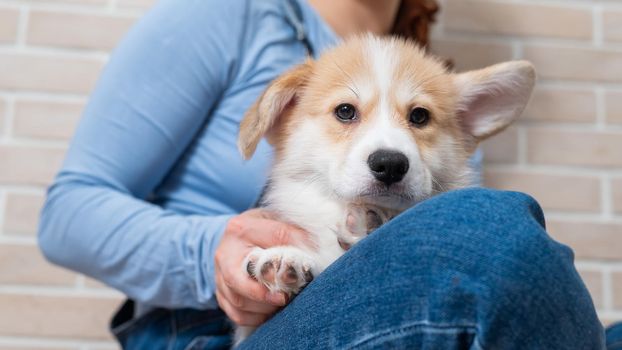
[267,292,285,305]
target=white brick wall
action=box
[0,1,151,349]
[0,0,621,348]
[431,0,622,326]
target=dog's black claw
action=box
[246,260,256,279]
[303,269,314,283]
[365,209,384,234]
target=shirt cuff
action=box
[200,213,234,308]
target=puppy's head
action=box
[239,35,535,210]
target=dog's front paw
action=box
[243,247,316,295]
[338,204,398,250]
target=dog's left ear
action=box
[238,61,313,159]
[454,60,536,141]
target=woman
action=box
[38,0,611,348]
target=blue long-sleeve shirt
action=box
[38,0,337,310]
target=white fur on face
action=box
[331,110,432,210]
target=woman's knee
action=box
[349,188,601,339]
[288,188,602,348]
[360,188,575,293]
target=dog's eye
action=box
[409,107,430,127]
[334,103,357,121]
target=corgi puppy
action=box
[235,34,535,343]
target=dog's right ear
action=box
[454,61,536,142]
[238,61,313,159]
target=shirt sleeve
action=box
[38,0,248,309]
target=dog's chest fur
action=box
[262,176,349,271]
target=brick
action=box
[547,221,622,260]
[613,271,622,309]
[0,53,103,94]
[523,45,622,83]
[0,244,77,285]
[0,7,19,43]
[0,98,6,135]
[36,0,106,4]
[0,293,122,339]
[523,88,596,123]
[527,129,622,167]
[444,0,592,39]
[606,91,622,124]
[14,99,83,140]
[0,146,65,186]
[604,10,622,43]
[430,39,513,72]
[28,11,135,51]
[481,126,518,164]
[117,0,155,9]
[484,170,600,212]
[577,270,603,309]
[613,178,622,215]
[3,193,44,235]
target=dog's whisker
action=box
[431,177,447,194]
[332,60,360,99]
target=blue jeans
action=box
[112,188,615,349]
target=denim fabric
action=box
[115,188,610,349]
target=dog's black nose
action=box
[367,150,409,186]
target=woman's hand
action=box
[214,209,312,327]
